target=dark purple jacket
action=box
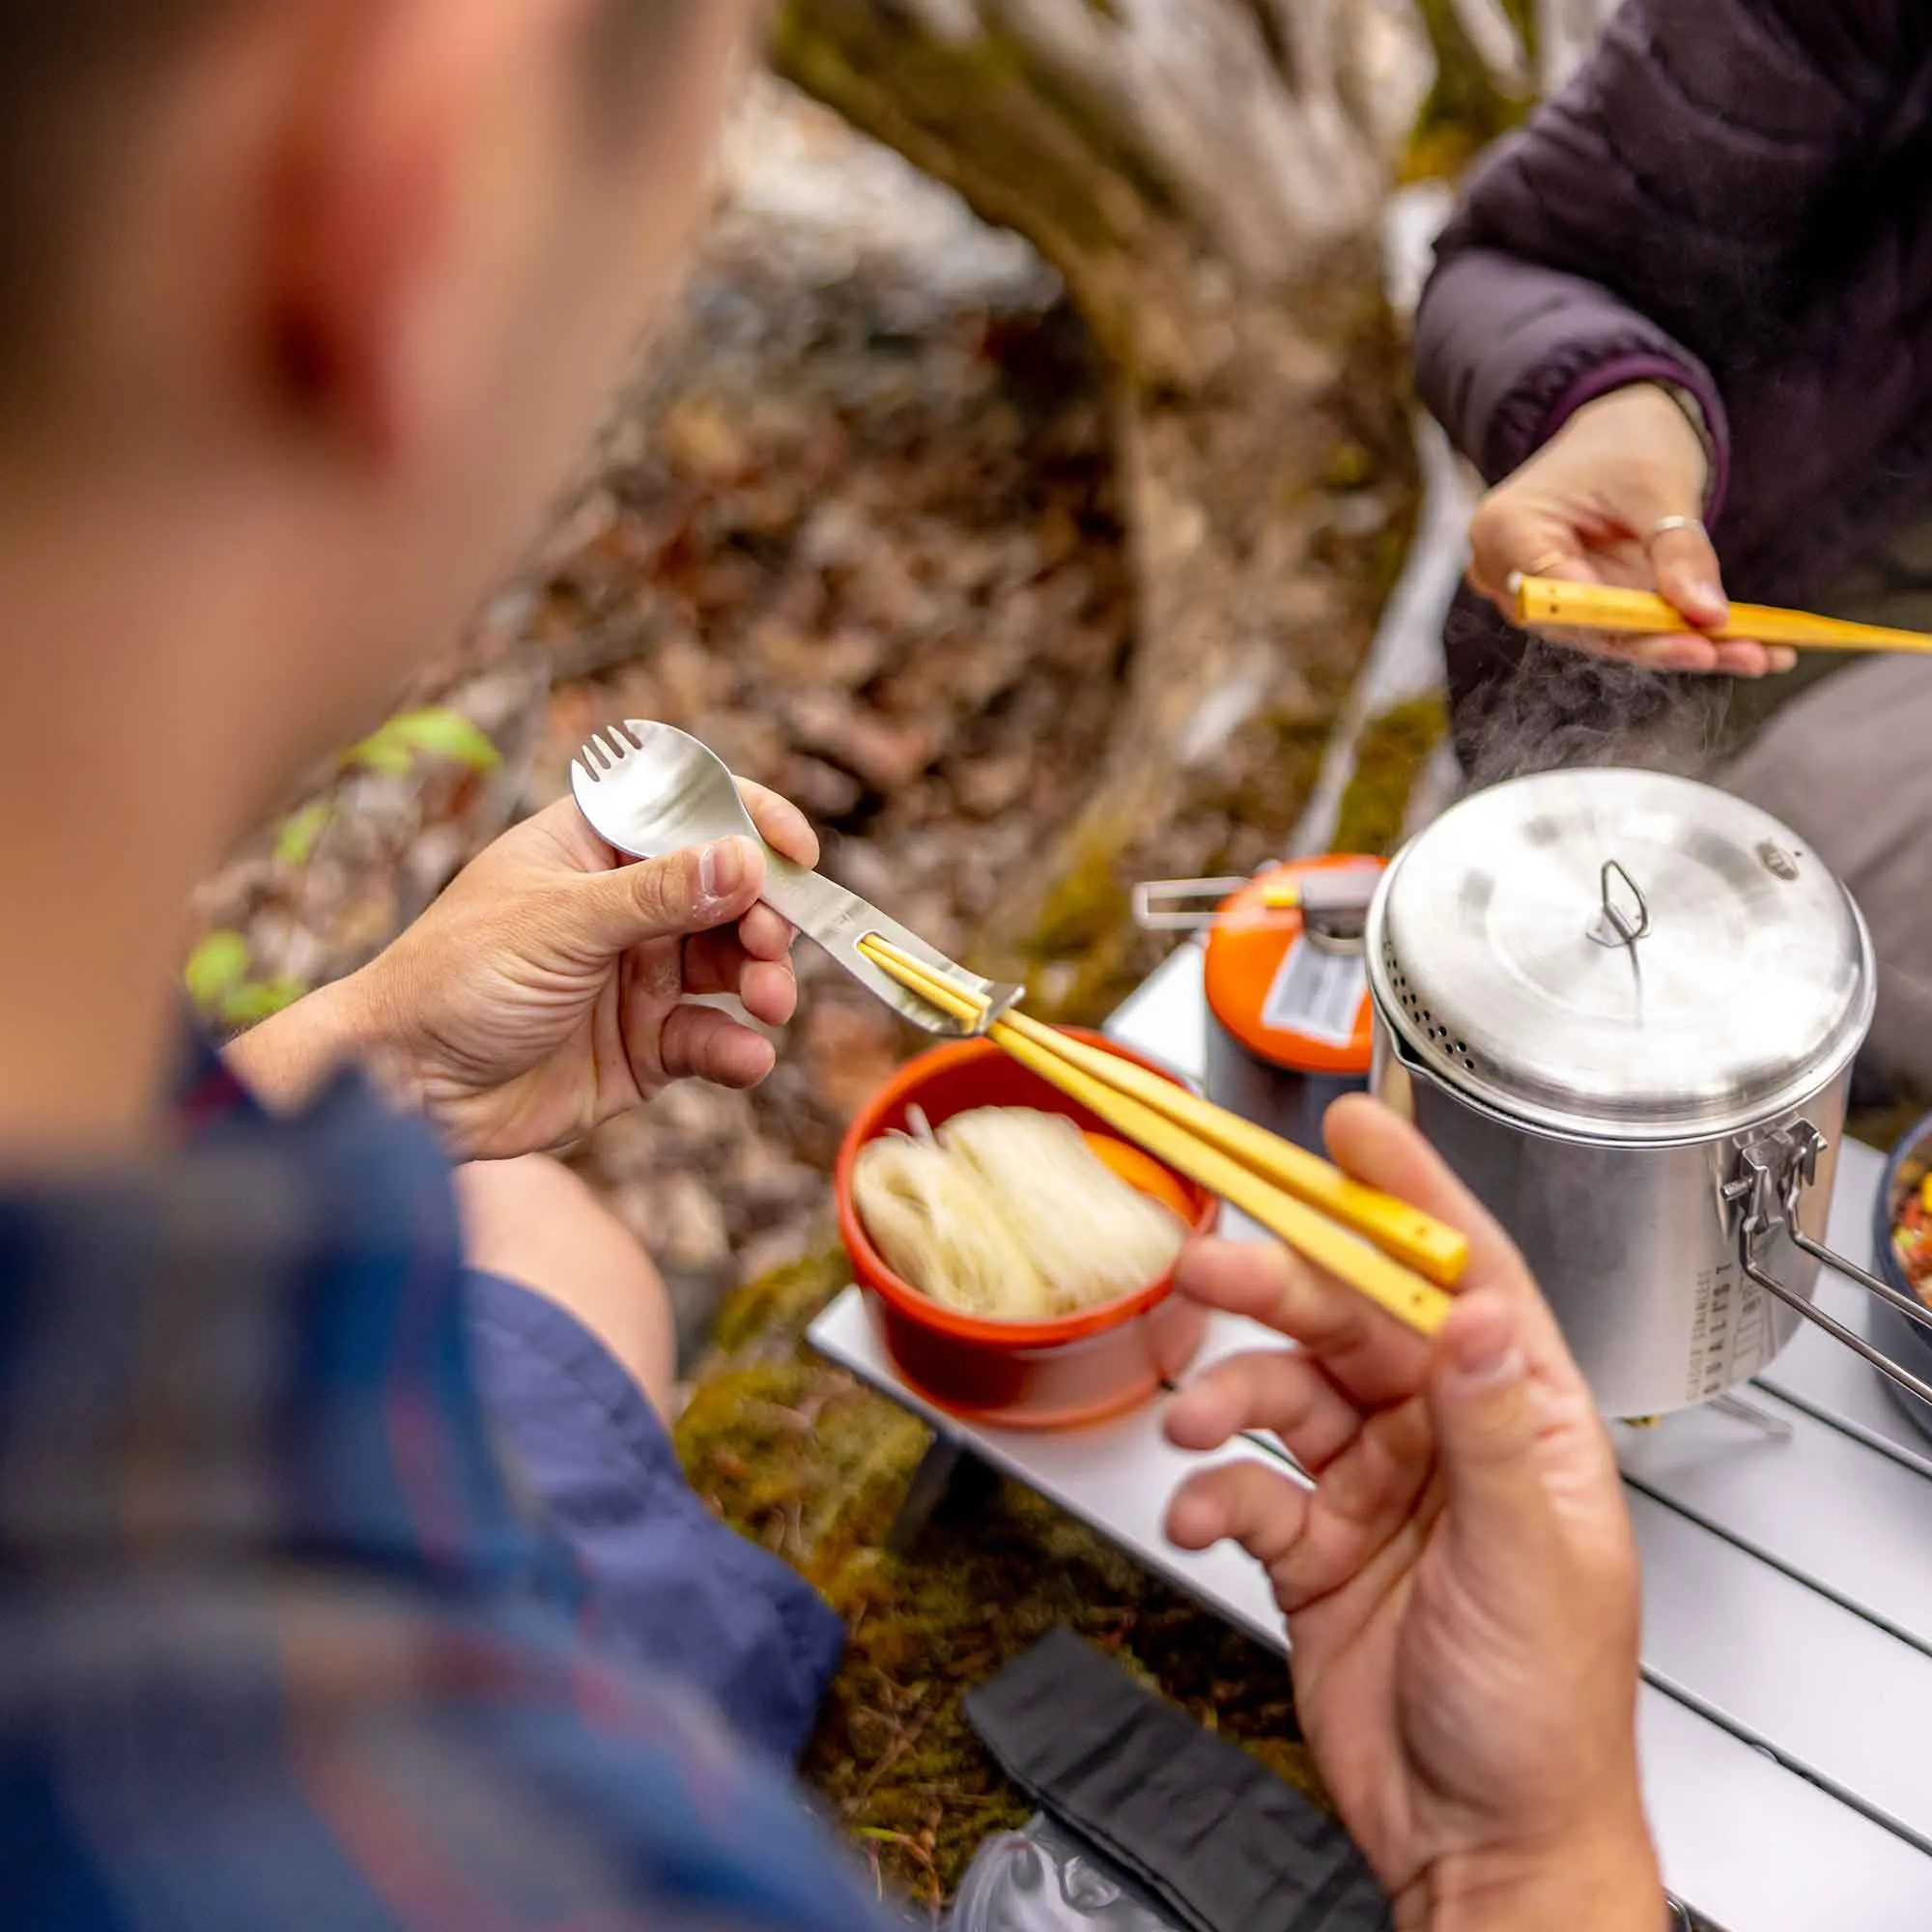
[1415,0,1932,720]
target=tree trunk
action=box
[774,0,1454,1008]
[1534,0,1618,92]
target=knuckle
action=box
[654,1004,701,1072]
[633,854,696,928]
[1287,1267,1366,1349]
[1467,497,1507,550]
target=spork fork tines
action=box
[570,719,1023,1038]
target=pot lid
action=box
[1366,769,1875,1140]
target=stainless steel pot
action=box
[1364,767,1932,1418]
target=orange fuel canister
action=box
[1141,856,1386,1155]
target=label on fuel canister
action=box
[1261,936,1370,1049]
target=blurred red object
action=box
[835,1031,1218,1429]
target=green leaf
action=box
[220,978,307,1028]
[184,930,251,1012]
[274,803,332,867]
[344,724,416,776]
[345,707,500,778]
[386,707,501,772]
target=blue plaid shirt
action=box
[0,1040,893,1931]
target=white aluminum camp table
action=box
[810,941,1932,1932]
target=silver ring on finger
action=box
[1646,514,1705,545]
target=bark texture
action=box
[1535,0,1619,92]
[774,1,1445,991]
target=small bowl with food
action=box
[1875,1116,1932,1438]
[835,1033,1220,1428]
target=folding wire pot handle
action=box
[1726,1121,1932,1406]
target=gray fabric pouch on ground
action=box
[962,1627,1393,1932]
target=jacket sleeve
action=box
[1415,0,1924,497]
[465,1270,846,1767]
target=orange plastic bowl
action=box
[834,1031,1220,1429]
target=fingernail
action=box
[1770,647,1798,674]
[1448,1321,1523,1394]
[698,839,744,904]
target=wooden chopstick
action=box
[989,1022,1456,1335]
[854,937,1461,1283]
[855,934,1459,1337]
[1510,574,1932,655]
[856,934,990,1030]
[997,1009,1468,1286]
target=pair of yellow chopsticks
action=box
[855,934,1464,1336]
[1510,574,1932,655]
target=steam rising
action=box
[1456,619,1737,791]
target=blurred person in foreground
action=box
[0,3,1663,1928]
[1418,0,1932,1093]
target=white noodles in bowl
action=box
[852,1105,1188,1321]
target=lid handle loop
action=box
[1589,859,1651,950]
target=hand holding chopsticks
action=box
[856,933,1464,1337]
[1510,573,1932,657]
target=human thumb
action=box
[1426,1294,1546,1546]
[569,837,764,954]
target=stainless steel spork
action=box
[571,720,1023,1037]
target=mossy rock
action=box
[1405,0,1537,185]
[1013,814,1143,1024]
[1331,693,1449,858]
[677,1251,1317,1907]
[709,1239,854,1360]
